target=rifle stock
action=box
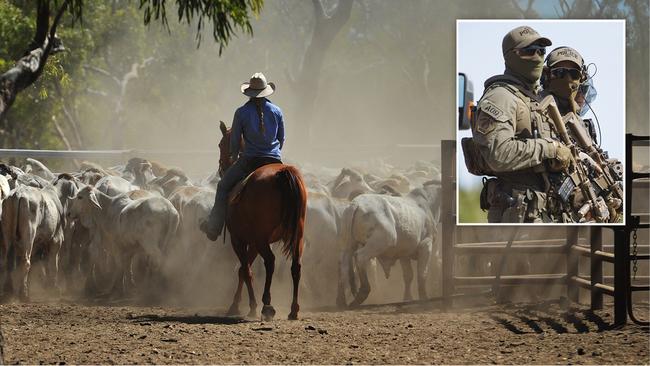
[541,96,608,222]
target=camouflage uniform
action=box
[473,73,562,223]
[465,26,572,223]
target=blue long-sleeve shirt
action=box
[230,99,284,160]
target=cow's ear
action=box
[219,120,228,135]
[89,193,102,210]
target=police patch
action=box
[476,114,496,135]
[480,100,505,121]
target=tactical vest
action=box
[480,81,557,141]
[463,80,558,179]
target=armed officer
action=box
[541,46,598,144]
[540,47,623,222]
[467,26,572,223]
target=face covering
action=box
[505,51,544,84]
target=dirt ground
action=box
[1,299,648,365]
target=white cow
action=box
[328,168,377,200]
[24,158,56,181]
[338,183,442,306]
[94,175,137,196]
[0,176,79,300]
[303,191,352,305]
[69,186,179,295]
[0,175,10,216]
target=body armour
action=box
[470,74,561,223]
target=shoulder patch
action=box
[480,100,505,121]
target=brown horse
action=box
[217,121,307,321]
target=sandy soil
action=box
[1,299,648,365]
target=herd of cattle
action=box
[0,156,442,308]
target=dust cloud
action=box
[13,1,649,309]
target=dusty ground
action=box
[1,299,648,364]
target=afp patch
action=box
[480,100,505,121]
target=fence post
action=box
[590,226,603,310]
[441,140,456,310]
[613,227,629,326]
[566,226,579,303]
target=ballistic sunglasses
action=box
[515,44,546,57]
[550,67,582,80]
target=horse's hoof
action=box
[336,296,347,309]
[287,312,299,320]
[247,309,258,318]
[261,305,276,321]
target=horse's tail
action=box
[277,165,307,259]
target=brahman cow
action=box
[0,175,79,300]
[68,186,179,296]
[338,182,442,307]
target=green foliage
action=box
[139,0,263,52]
[0,1,32,60]
[459,187,487,224]
[1,0,265,152]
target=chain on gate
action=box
[632,228,639,280]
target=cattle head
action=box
[54,173,81,206]
[125,157,156,187]
[80,168,104,186]
[68,185,102,228]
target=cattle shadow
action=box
[129,314,252,325]
[489,300,613,334]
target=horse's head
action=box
[218,120,234,178]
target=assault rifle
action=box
[540,96,623,223]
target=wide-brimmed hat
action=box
[240,72,275,98]
[502,26,552,55]
[546,46,584,68]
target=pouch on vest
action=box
[501,189,527,223]
[461,137,495,176]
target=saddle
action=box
[228,170,257,205]
[227,160,283,206]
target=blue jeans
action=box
[207,156,281,230]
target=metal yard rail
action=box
[441,135,650,327]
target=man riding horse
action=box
[200,73,306,320]
[200,72,285,240]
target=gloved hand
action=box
[548,141,572,172]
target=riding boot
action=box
[200,201,226,241]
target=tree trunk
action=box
[291,0,353,149]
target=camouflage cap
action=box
[546,46,584,68]
[502,26,552,55]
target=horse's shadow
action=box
[129,314,252,325]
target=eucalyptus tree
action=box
[0,0,264,130]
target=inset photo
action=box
[457,19,625,225]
